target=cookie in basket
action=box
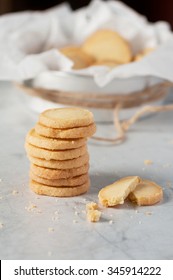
[60,46,95,69]
[82,29,132,64]
[92,60,121,68]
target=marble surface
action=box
[0,81,173,260]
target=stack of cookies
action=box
[25,108,96,197]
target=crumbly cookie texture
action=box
[98,176,141,207]
[25,142,87,161]
[30,180,90,197]
[39,107,94,129]
[144,159,153,166]
[35,122,96,139]
[26,128,86,150]
[129,179,163,206]
[86,202,98,211]
[87,210,101,222]
[28,152,89,169]
[82,29,132,64]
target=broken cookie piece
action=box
[87,209,101,222]
[98,176,141,207]
[129,179,163,206]
[86,202,98,211]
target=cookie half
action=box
[39,108,94,129]
[30,180,90,197]
[25,142,87,161]
[129,179,163,206]
[28,152,89,169]
[26,129,86,150]
[35,123,96,139]
[98,176,141,207]
[31,163,89,179]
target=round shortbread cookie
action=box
[28,152,89,169]
[30,171,89,187]
[35,122,96,139]
[30,180,90,197]
[25,142,87,161]
[92,60,120,68]
[82,29,132,64]
[60,46,95,69]
[129,179,163,206]
[26,129,86,150]
[39,108,94,129]
[31,163,89,179]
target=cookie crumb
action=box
[74,211,79,216]
[109,220,113,224]
[25,203,37,212]
[0,196,3,200]
[145,211,152,216]
[48,251,52,257]
[12,190,19,195]
[0,178,2,182]
[166,181,172,188]
[87,210,101,222]
[144,160,153,166]
[73,220,78,224]
[54,210,59,215]
[0,223,4,229]
[48,227,54,232]
[86,202,98,211]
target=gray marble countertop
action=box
[0,81,173,260]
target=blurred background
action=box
[0,0,173,28]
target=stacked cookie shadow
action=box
[25,108,96,197]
